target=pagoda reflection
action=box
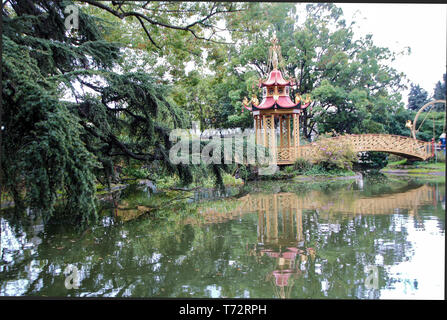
[246,193,315,298]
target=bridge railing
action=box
[295,134,432,162]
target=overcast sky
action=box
[336,3,447,104]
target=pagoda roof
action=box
[254,96,310,110]
[260,69,293,87]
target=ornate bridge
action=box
[276,133,433,165]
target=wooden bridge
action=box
[277,134,433,165]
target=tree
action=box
[2,0,248,225]
[205,3,408,138]
[433,73,446,111]
[407,83,429,111]
[2,0,117,223]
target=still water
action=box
[0,177,445,299]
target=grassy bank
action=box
[381,158,445,183]
[382,159,445,172]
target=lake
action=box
[0,175,445,299]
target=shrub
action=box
[314,138,357,171]
[302,164,327,176]
[356,151,388,171]
[283,165,296,174]
[222,173,244,186]
[293,158,312,172]
[121,166,151,179]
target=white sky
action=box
[336,3,447,104]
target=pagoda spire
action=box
[269,36,282,73]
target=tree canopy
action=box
[433,73,446,111]
[1,0,250,224]
[407,83,429,111]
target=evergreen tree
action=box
[407,83,429,111]
[2,0,236,225]
[433,73,446,111]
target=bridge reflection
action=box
[185,184,438,298]
[189,184,436,226]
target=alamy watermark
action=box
[64,264,80,289]
[364,265,379,290]
[64,5,79,31]
[169,122,278,175]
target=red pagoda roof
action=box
[255,96,310,110]
[260,70,293,87]
[242,67,311,112]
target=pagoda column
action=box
[254,116,257,143]
[286,115,291,149]
[263,115,268,148]
[272,194,278,244]
[260,115,263,146]
[269,114,276,162]
[292,113,300,160]
[279,116,284,148]
[254,115,259,144]
[258,210,265,243]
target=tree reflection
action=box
[0,181,444,298]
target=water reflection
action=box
[186,183,444,298]
[0,180,444,299]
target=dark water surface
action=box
[0,177,445,299]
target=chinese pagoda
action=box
[242,37,311,164]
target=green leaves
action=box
[2,1,194,226]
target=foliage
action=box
[407,83,429,111]
[432,73,446,111]
[413,111,445,141]
[282,158,355,177]
[293,158,313,172]
[121,166,151,180]
[436,152,446,163]
[222,173,244,187]
[1,0,251,225]
[300,164,328,176]
[218,3,409,138]
[356,152,389,171]
[313,138,357,171]
[1,0,111,223]
[2,1,442,226]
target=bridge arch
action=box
[411,100,446,139]
[298,134,432,162]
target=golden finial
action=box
[269,35,281,71]
[304,94,311,104]
[242,96,249,106]
[295,94,302,104]
[251,95,259,106]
